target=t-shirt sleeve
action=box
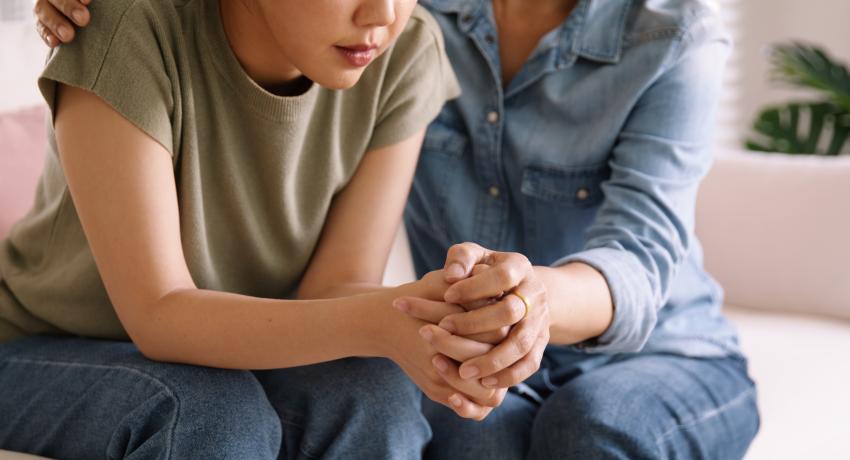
[367,6,461,151]
[38,0,175,156]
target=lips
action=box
[335,44,378,67]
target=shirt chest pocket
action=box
[421,118,468,158]
[519,163,610,264]
[521,163,609,207]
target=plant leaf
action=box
[745,102,850,155]
[771,42,850,113]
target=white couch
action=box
[696,150,850,459]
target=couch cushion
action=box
[0,105,47,239]
[697,150,850,321]
[725,305,850,460]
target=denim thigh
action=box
[0,335,281,460]
[253,357,431,460]
[529,353,760,459]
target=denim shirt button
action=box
[485,34,496,44]
[461,14,473,23]
[486,111,499,123]
[488,186,500,197]
[576,187,590,200]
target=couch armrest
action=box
[696,149,850,322]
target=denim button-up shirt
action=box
[406,0,741,357]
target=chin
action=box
[311,68,365,90]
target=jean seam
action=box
[277,416,319,459]
[654,387,756,445]
[5,357,181,460]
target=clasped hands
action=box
[393,243,551,420]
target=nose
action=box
[354,0,396,28]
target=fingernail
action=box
[57,25,70,40]
[446,263,464,279]
[392,299,408,313]
[459,365,479,379]
[482,377,497,388]
[418,327,433,342]
[449,394,462,407]
[432,356,448,373]
[439,319,456,333]
[72,9,86,24]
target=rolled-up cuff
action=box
[552,247,657,353]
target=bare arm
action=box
[295,132,424,300]
[54,83,430,369]
[55,84,504,419]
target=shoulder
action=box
[624,0,725,48]
[39,0,188,155]
[392,5,448,58]
[81,0,183,36]
[41,0,188,87]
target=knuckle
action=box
[488,356,505,372]
[535,287,548,308]
[449,242,474,260]
[508,253,531,275]
[498,326,510,340]
[55,0,72,16]
[504,297,524,323]
[494,265,514,287]
[508,252,528,266]
[508,367,526,384]
[465,241,483,253]
[514,332,534,355]
[484,393,501,407]
[531,359,541,373]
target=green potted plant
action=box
[746,42,850,155]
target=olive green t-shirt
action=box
[0,0,459,342]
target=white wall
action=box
[0,1,46,111]
[721,0,850,149]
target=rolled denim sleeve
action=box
[552,17,730,353]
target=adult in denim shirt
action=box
[398,0,760,458]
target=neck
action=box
[220,0,306,93]
[493,0,576,15]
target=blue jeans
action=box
[0,336,430,459]
[424,347,760,460]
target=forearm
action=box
[534,263,614,345]
[135,285,413,369]
[299,281,390,299]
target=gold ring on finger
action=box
[510,290,532,320]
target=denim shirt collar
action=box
[420,0,632,64]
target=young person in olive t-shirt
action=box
[0,0,522,457]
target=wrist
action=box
[352,285,414,360]
[537,263,614,344]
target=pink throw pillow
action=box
[0,105,48,239]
